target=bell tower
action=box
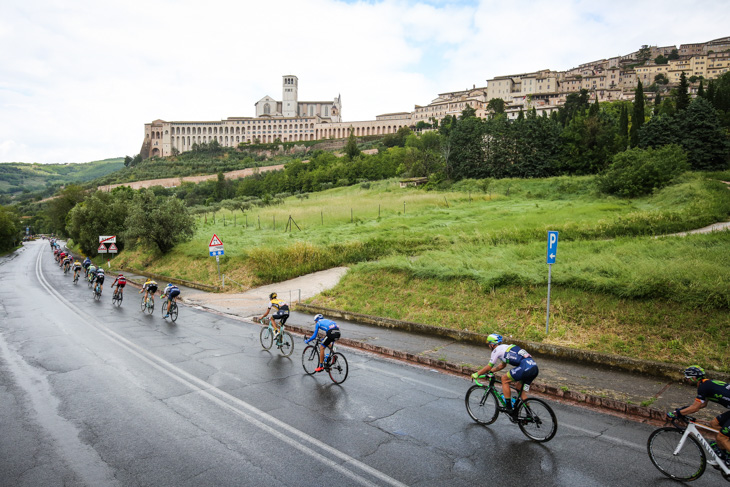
[282,75,298,117]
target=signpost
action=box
[98,243,108,254]
[108,243,118,254]
[99,236,116,264]
[546,231,559,334]
[208,234,224,282]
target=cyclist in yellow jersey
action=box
[259,292,290,335]
[140,278,158,306]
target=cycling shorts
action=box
[322,328,341,349]
[168,289,180,299]
[717,410,730,437]
[116,281,126,288]
[96,275,105,285]
[146,285,158,294]
[507,358,539,385]
[273,310,289,325]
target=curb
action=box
[116,267,220,293]
[295,303,730,384]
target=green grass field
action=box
[113,172,730,370]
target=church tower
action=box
[282,75,298,117]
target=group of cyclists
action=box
[49,242,730,469]
[51,243,181,318]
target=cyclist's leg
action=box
[712,411,730,455]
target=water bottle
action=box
[324,352,330,363]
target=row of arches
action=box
[169,123,316,136]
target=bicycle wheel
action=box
[465,386,500,425]
[301,345,319,375]
[328,352,348,384]
[517,398,558,442]
[147,298,154,315]
[647,427,706,481]
[278,331,294,357]
[260,326,273,350]
[170,303,178,322]
[140,297,147,312]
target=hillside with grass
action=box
[109,172,730,371]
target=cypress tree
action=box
[630,81,645,147]
[654,91,662,116]
[697,80,705,98]
[677,72,690,111]
[619,104,629,138]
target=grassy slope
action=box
[112,173,730,370]
[0,158,125,194]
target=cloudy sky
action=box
[1,0,728,164]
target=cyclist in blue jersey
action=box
[668,366,730,465]
[82,257,91,276]
[161,283,180,318]
[304,314,341,373]
[472,334,539,418]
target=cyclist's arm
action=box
[304,323,322,344]
[679,399,707,416]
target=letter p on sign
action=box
[547,231,558,264]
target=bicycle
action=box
[73,270,80,284]
[465,373,557,442]
[112,287,123,306]
[257,317,294,357]
[301,336,349,384]
[647,414,730,482]
[140,293,155,314]
[161,297,178,322]
[93,282,102,301]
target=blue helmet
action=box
[486,334,503,346]
[684,365,705,380]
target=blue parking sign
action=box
[547,231,558,264]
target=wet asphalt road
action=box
[0,241,721,486]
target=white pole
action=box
[546,263,552,334]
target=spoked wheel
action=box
[169,303,178,322]
[465,386,499,425]
[260,327,273,350]
[647,427,706,482]
[327,352,348,384]
[278,331,294,357]
[146,299,154,315]
[140,297,147,312]
[517,398,558,442]
[301,345,319,375]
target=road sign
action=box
[99,235,116,244]
[98,243,108,253]
[547,231,559,264]
[209,234,224,256]
[108,243,118,254]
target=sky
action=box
[1,0,728,165]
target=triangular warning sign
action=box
[209,234,223,246]
[98,243,107,251]
[108,243,118,251]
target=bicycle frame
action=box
[676,420,730,475]
[474,373,524,407]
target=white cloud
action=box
[0,0,728,164]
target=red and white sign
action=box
[108,243,118,253]
[98,243,108,253]
[208,234,224,256]
[209,234,223,247]
[99,235,116,244]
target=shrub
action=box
[597,145,689,197]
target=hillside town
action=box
[141,36,729,159]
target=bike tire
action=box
[647,427,706,482]
[328,352,348,384]
[161,301,167,318]
[140,297,147,312]
[465,385,499,425]
[301,345,318,375]
[279,331,294,357]
[170,303,178,322]
[517,398,558,442]
[147,299,154,315]
[260,327,273,350]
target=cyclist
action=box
[62,254,71,272]
[139,278,158,306]
[82,256,91,276]
[668,366,730,465]
[258,292,289,336]
[471,334,539,419]
[72,259,83,281]
[87,263,97,284]
[304,314,340,373]
[94,267,106,294]
[161,283,180,318]
[111,273,127,298]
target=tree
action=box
[344,128,360,160]
[46,184,87,236]
[618,104,629,148]
[66,188,133,256]
[125,190,195,253]
[597,145,689,197]
[654,73,669,85]
[558,89,590,126]
[636,45,652,64]
[668,49,680,60]
[487,98,505,115]
[382,126,412,148]
[697,80,705,98]
[630,81,645,147]
[654,55,668,65]
[653,91,662,116]
[676,72,690,111]
[0,204,21,252]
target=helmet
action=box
[486,334,503,346]
[314,314,323,322]
[684,365,705,380]
[118,274,123,277]
[167,283,172,287]
[269,292,277,300]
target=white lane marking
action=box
[34,246,406,487]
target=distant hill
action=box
[0,158,125,198]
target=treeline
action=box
[0,204,22,252]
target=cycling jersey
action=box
[143,280,158,293]
[305,319,339,344]
[268,298,289,313]
[113,276,127,288]
[163,286,180,298]
[696,379,730,408]
[73,262,82,269]
[489,344,539,385]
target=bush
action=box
[597,145,690,197]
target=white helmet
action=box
[314,314,324,322]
